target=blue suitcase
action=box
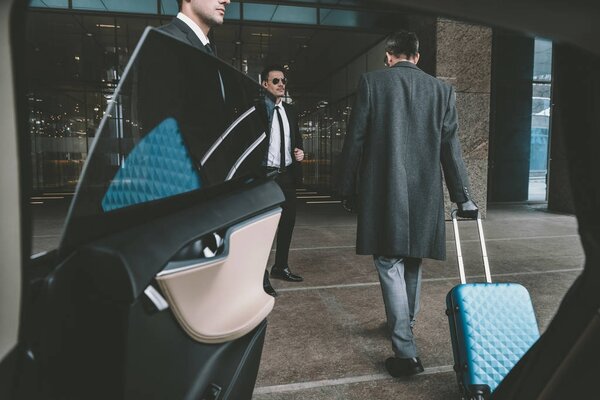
[446,210,540,399]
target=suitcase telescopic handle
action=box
[451,209,491,284]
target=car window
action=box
[57,28,270,254]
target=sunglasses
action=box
[271,77,287,85]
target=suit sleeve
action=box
[440,86,470,204]
[293,110,303,151]
[336,74,370,196]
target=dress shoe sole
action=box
[385,358,424,378]
[270,270,303,282]
[270,273,303,282]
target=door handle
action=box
[170,232,224,261]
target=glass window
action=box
[243,3,277,22]
[225,2,241,20]
[73,0,157,14]
[321,8,357,27]
[272,6,316,24]
[300,97,352,187]
[528,39,552,202]
[327,0,362,4]
[29,0,68,8]
[244,3,316,24]
[26,11,192,254]
[160,0,179,16]
[59,29,268,253]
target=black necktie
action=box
[275,106,286,169]
[205,42,225,101]
[204,42,215,55]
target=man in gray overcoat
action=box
[337,30,478,378]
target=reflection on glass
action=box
[225,2,241,20]
[528,39,552,202]
[300,98,351,188]
[101,118,202,212]
[60,27,269,252]
[72,0,157,14]
[271,5,316,24]
[29,0,68,8]
[243,3,278,21]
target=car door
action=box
[0,1,24,399]
[5,12,282,400]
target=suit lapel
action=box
[171,18,207,52]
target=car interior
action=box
[1,0,599,399]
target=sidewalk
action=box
[254,198,583,399]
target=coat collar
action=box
[391,60,420,71]
[171,17,207,52]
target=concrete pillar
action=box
[436,19,491,216]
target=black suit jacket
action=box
[255,98,303,183]
[157,18,229,102]
[158,18,210,52]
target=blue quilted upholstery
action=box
[453,283,540,393]
[102,117,201,212]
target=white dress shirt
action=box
[176,12,210,46]
[267,103,292,168]
[176,12,225,100]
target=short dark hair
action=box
[261,65,286,83]
[385,30,419,58]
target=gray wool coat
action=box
[337,61,471,260]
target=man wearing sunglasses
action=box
[259,65,305,297]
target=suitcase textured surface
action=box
[446,211,540,398]
[447,282,540,394]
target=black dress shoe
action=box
[270,266,303,282]
[263,271,278,297]
[385,357,424,378]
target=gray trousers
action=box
[373,255,423,358]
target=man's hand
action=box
[342,196,357,213]
[294,148,304,162]
[457,199,479,219]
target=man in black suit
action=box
[259,65,305,297]
[338,31,478,377]
[159,0,229,54]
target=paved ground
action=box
[29,190,583,399]
[253,191,582,399]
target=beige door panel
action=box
[156,209,281,344]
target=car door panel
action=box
[156,209,280,344]
[74,180,282,304]
[125,306,268,400]
[15,22,281,400]
[34,180,282,399]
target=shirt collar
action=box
[177,12,210,46]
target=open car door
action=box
[13,25,281,400]
[0,1,24,398]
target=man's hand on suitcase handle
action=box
[457,199,479,219]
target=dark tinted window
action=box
[60,28,270,252]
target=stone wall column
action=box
[436,19,491,216]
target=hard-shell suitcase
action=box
[445,210,540,399]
